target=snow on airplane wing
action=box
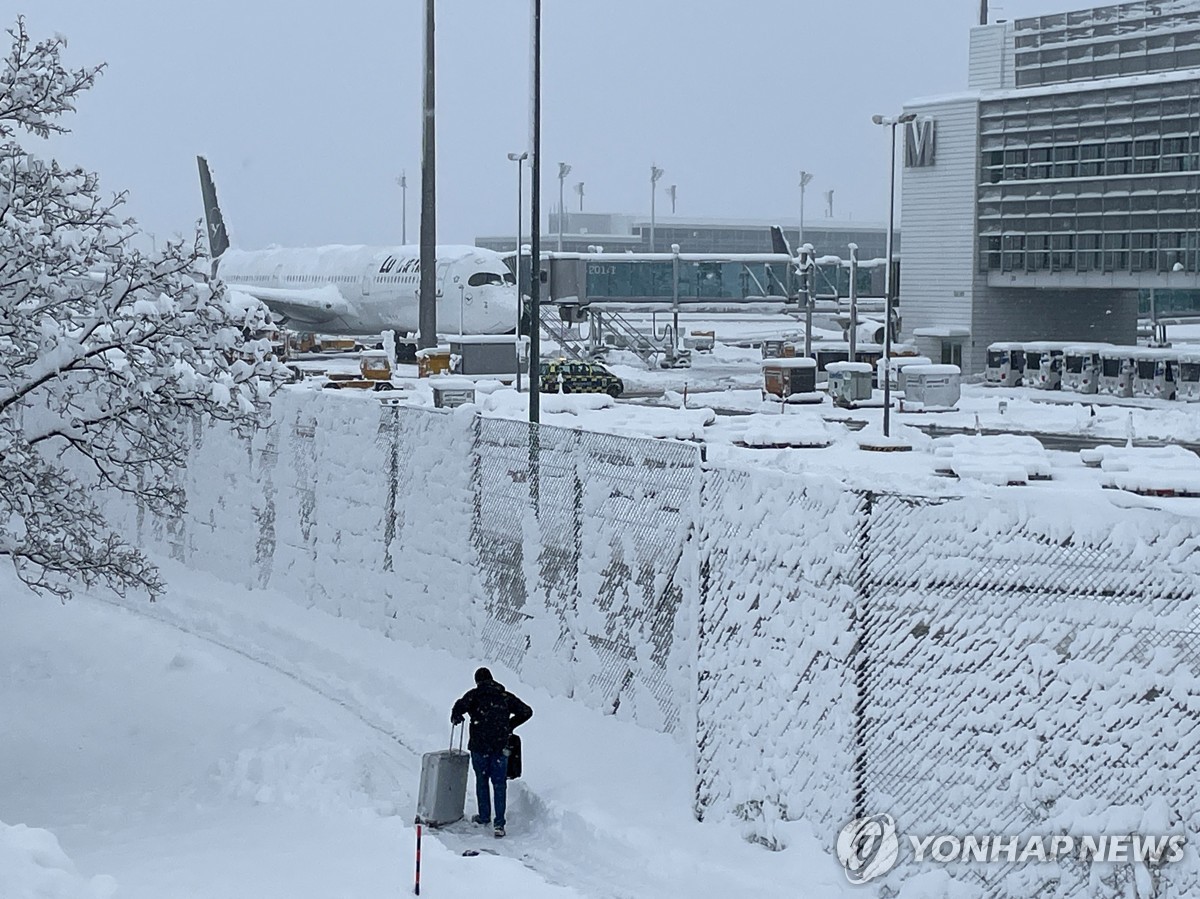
[227,282,355,327]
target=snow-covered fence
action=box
[694,467,861,846]
[116,389,1200,895]
[473,416,700,734]
[696,481,1200,898]
[122,391,699,736]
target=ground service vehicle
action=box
[539,360,624,398]
[323,351,396,391]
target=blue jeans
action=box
[470,750,508,827]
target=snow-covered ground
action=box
[15,325,1190,899]
[2,562,850,899]
[293,326,1200,451]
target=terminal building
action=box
[901,0,1200,372]
[477,212,893,261]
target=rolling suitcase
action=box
[416,724,470,827]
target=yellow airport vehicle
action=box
[539,359,624,398]
[323,351,396,391]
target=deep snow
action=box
[2,562,850,898]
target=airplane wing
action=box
[226,282,355,328]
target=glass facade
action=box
[637,225,890,260]
[1013,1,1200,87]
[977,76,1200,275]
[581,259,876,301]
[584,260,795,300]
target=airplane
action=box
[197,156,519,339]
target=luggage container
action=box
[984,342,1026,387]
[1131,347,1179,401]
[760,339,786,359]
[416,725,470,827]
[1097,347,1136,397]
[417,347,453,378]
[761,357,821,403]
[1061,343,1111,394]
[876,355,933,394]
[826,361,873,407]
[1179,350,1200,401]
[1021,341,1069,390]
[901,364,961,411]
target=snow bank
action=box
[0,821,116,899]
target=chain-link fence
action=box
[698,475,1200,897]
[473,416,699,733]
[138,393,1200,896]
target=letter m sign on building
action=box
[904,118,936,167]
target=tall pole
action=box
[848,242,859,362]
[398,172,408,244]
[803,245,814,358]
[557,162,571,252]
[418,0,437,349]
[799,170,813,251]
[649,165,664,252]
[882,123,897,438]
[508,152,528,391]
[529,0,541,426]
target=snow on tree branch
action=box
[0,19,290,600]
[0,17,102,140]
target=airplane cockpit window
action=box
[467,272,506,287]
[503,272,515,284]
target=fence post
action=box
[851,489,875,823]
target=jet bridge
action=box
[539,250,888,368]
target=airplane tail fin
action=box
[769,225,794,257]
[197,156,230,259]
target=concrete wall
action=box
[899,96,982,366]
[969,286,1139,371]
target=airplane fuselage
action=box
[216,243,519,337]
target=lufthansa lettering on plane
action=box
[904,118,935,168]
[379,256,420,274]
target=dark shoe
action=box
[493,826,505,838]
[472,815,490,825]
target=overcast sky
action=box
[21,0,1092,250]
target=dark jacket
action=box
[451,679,533,754]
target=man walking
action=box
[451,667,533,838]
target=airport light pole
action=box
[397,172,408,244]
[557,162,571,252]
[667,184,677,214]
[508,151,528,391]
[798,170,813,250]
[649,165,664,252]
[574,181,584,211]
[847,242,859,363]
[529,0,542,428]
[871,112,916,438]
[418,0,437,350]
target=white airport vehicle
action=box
[1131,347,1179,401]
[1097,347,1137,397]
[984,342,1025,387]
[1021,341,1070,390]
[197,157,519,339]
[1061,343,1111,395]
[1179,349,1200,401]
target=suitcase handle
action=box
[449,721,465,752]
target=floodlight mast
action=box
[871,112,916,437]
